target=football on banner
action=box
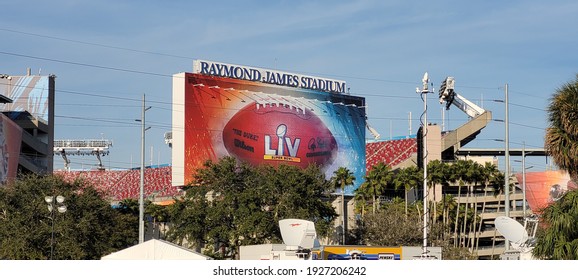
[222,101,337,168]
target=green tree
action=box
[357,200,422,246]
[359,163,392,214]
[353,181,371,217]
[261,164,336,238]
[146,201,170,238]
[436,194,457,241]
[165,157,336,259]
[0,174,137,259]
[165,186,209,252]
[532,190,578,259]
[357,199,476,260]
[545,74,578,179]
[450,160,474,247]
[392,165,420,216]
[474,162,502,251]
[117,198,139,215]
[332,167,356,245]
[427,160,450,226]
[536,75,578,259]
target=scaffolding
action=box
[53,139,113,171]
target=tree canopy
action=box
[532,190,578,259]
[164,156,337,259]
[0,174,137,259]
[545,74,578,179]
[536,74,578,259]
[354,159,506,259]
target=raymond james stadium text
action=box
[194,60,347,94]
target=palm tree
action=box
[353,184,371,217]
[361,163,393,214]
[545,74,578,180]
[458,160,478,248]
[332,167,355,245]
[393,166,421,216]
[466,161,484,249]
[438,194,457,241]
[427,160,448,226]
[146,202,170,239]
[448,159,477,247]
[535,75,578,259]
[450,160,467,247]
[475,162,501,251]
[532,189,578,259]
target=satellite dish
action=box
[494,216,529,248]
[279,219,318,249]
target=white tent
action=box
[101,239,212,260]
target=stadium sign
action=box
[193,60,347,94]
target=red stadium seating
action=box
[54,166,181,202]
[366,138,417,171]
[55,139,417,203]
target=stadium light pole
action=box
[45,195,67,259]
[136,94,151,244]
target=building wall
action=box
[0,74,54,176]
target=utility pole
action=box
[408,111,412,136]
[139,94,151,244]
[504,84,510,251]
[522,141,527,218]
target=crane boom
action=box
[439,77,485,118]
[366,121,381,140]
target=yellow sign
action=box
[263,155,301,163]
[312,246,403,260]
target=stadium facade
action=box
[47,62,558,259]
[0,72,55,181]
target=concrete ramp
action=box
[441,111,492,159]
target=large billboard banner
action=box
[0,75,51,121]
[516,170,578,213]
[0,114,22,183]
[173,61,366,194]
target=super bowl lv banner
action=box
[172,63,365,194]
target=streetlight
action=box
[514,141,533,219]
[45,195,67,260]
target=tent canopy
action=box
[101,239,211,260]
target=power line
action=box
[0,27,195,60]
[0,39,550,144]
[0,28,495,89]
[1,27,558,101]
[0,51,171,78]
[57,103,141,108]
[0,60,548,117]
[510,102,547,112]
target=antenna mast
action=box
[416,72,435,260]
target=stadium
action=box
[1,61,553,259]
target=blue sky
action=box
[2,0,577,173]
